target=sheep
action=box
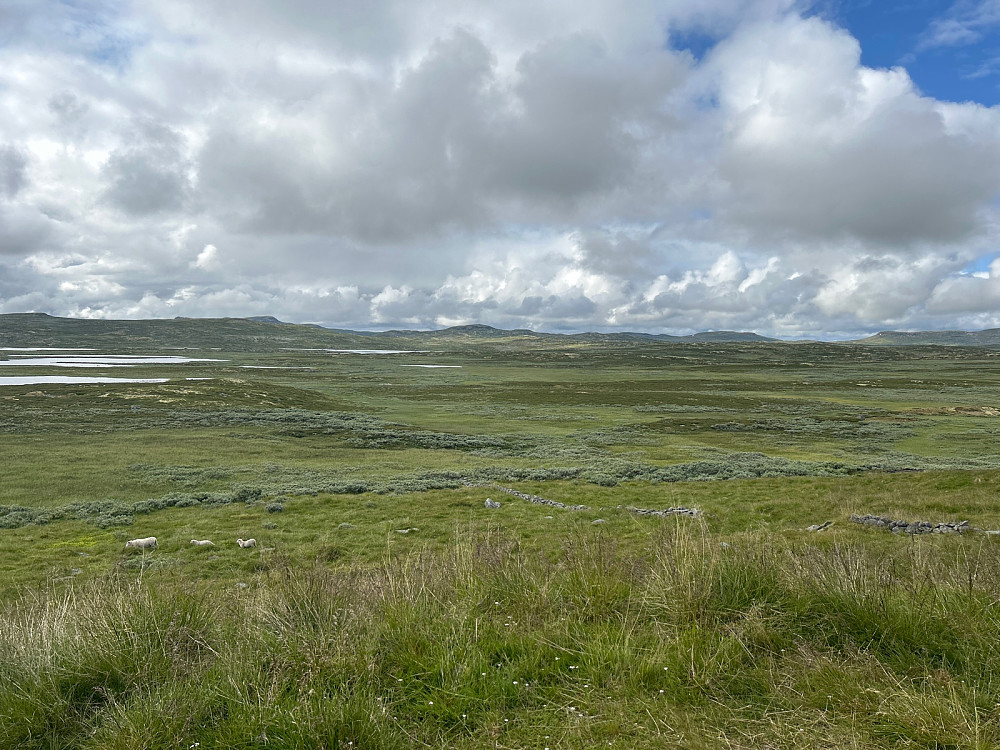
[236,538,257,548]
[190,539,215,546]
[125,536,158,550]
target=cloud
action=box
[0,144,28,199]
[193,244,219,271]
[920,1,1000,50]
[101,119,192,216]
[813,253,967,321]
[195,25,684,243]
[711,15,1000,246]
[1,1,999,336]
[0,204,58,257]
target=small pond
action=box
[0,376,170,386]
[0,355,227,368]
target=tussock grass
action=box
[7,337,1000,745]
[4,522,1000,748]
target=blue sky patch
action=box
[670,27,720,62]
[815,0,1000,105]
[961,253,999,274]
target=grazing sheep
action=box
[236,538,257,548]
[190,539,215,546]
[125,536,158,550]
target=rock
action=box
[395,527,418,534]
[484,498,501,509]
[851,513,971,535]
[482,485,588,511]
[806,520,833,532]
[337,522,356,529]
[592,518,606,524]
[625,505,701,518]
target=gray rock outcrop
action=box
[850,513,969,535]
[624,505,701,518]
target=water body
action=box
[282,348,429,354]
[329,349,428,354]
[0,347,95,351]
[0,355,227,368]
[0,376,169,386]
[401,365,462,368]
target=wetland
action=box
[3,315,1000,748]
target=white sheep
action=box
[236,538,257,548]
[190,539,215,546]
[125,536,158,550]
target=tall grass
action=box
[3,523,1000,748]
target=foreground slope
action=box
[3,315,1000,747]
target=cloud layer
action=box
[1,0,999,338]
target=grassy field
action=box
[3,318,1000,747]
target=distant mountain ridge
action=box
[0,314,779,349]
[2,312,1000,349]
[855,329,1000,346]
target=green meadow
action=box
[4,318,1000,748]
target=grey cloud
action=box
[0,3,29,42]
[102,119,191,216]
[0,145,28,199]
[488,33,684,214]
[537,293,598,320]
[514,295,544,315]
[502,293,597,324]
[722,104,1000,245]
[0,205,55,255]
[197,128,317,232]
[576,230,661,280]
[197,27,684,244]
[196,29,494,241]
[926,272,1000,314]
[166,0,405,60]
[479,34,647,199]
[48,92,90,141]
[337,28,498,241]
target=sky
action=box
[1,0,999,339]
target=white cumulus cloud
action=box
[0,1,998,337]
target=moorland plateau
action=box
[3,313,1000,748]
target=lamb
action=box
[190,539,215,546]
[236,538,257,548]
[125,536,158,550]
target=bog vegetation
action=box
[3,316,1000,748]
